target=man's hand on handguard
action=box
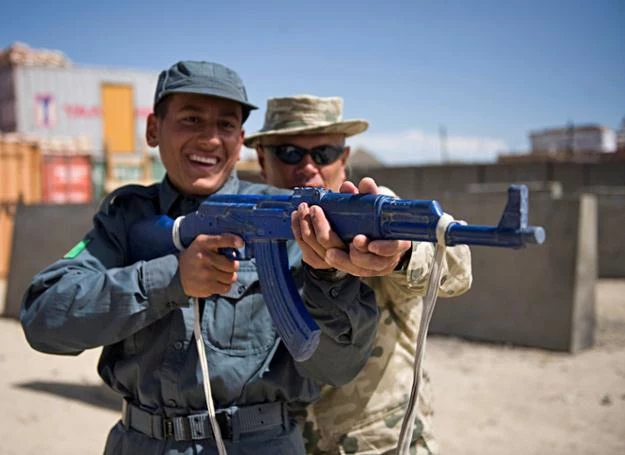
[291,199,347,270]
[178,234,244,297]
[292,177,412,277]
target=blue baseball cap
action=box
[153,61,257,122]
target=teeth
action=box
[189,154,217,165]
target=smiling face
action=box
[146,93,244,196]
[256,133,350,191]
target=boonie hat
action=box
[244,95,368,147]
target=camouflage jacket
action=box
[304,240,473,455]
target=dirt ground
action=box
[1,280,623,455]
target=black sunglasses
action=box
[264,144,345,165]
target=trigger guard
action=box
[219,247,241,260]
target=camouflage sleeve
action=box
[365,241,473,308]
[362,185,473,309]
[406,241,472,297]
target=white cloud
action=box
[348,129,509,165]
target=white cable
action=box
[172,216,185,252]
[396,213,456,455]
[436,213,455,246]
[193,298,228,455]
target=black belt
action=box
[122,400,288,442]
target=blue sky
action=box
[1,0,623,164]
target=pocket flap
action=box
[221,260,259,299]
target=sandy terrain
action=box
[1,280,623,454]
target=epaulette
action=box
[99,183,160,215]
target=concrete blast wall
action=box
[351,162,625,278]
[4,203,97,318]
[595,190,625,278]
[429,192,597,352]
[2,190,598,353]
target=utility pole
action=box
[566,120,575,158]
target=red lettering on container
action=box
[135,107,153,118]
[63,104,101,118]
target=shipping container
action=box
[0,64,158,158]
[92,152,165,201]
[41,154,93,204]
[91,157,107,203]
[152,157,166,181]
[0,135,43,281]
[0,44,164,199]
[0,66,17,132]
[0,135,42,204]
[0,42,158,160]
[0,204,15,280]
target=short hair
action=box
[153,94,250,124]
[153,96,171,119]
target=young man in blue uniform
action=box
[20,61,401,454]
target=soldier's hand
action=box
[291,203,346,270]
[178,234,244,297]
[327,234,411,276]
[324,177,412,276]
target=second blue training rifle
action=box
[128,184,545,362]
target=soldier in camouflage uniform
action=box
[245,95,473,454]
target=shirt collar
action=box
[158,171,241,215]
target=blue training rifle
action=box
[128,184,545,362]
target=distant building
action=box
[529,124,616,159]
[348,147,385,168]
[236,157,261,172]
[616,117,625,157]
[497,122,623,164]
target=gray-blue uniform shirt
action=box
[20,173,378,454]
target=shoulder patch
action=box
[64,238,91,259]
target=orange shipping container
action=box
[0,205,15,280]
[42,155,93,204]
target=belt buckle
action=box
[162,418,174,440]
[216,412,233,440]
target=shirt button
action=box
[173,341,184,350]
[330,287,340,298]
[238,285,246,295]
[168,399,177,407]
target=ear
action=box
[145,113,159,147]
[256,145,268,182]
[341,146,351,164]
[235,129,244,161]
[339,146,351,182]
